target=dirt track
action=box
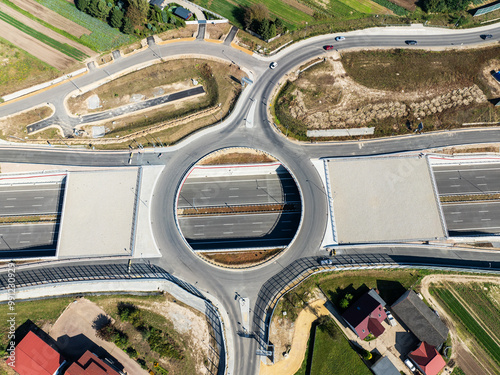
[420,274,500,375]
[0,19,75,70]
[10,0,90,38]
[0,3,94,57]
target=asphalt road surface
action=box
[0,223,58,251]
[2,22,500,375]
[442,201,500,235]
[0,184,63,216]
[179,211,301,250]
[178,174,300,208]
[433,163,500,195]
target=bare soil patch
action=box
[389,0,417,11]
[206,23,231,40]
[200,248,283,267]
[121,40,144,55]
[0,3,93,56]
[421,275,500,375]
[158,25,198,40]
[9,0,91,37]
[0,18,76,70]
[0,104,53,140]
[199,149,277,165]
[96,53,113,66]
[439,145,500,154]
[281,0,314,15]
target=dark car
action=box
[405,40,418,45]
[324,45,335,50]
[481,34,493,40]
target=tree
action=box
[340,298,349,309]
[127,0,149,22]
[161,10,169,23]
[259,18,270,40]
[126,5,143,26]
[274,18,284,33]
[269,22,276,38]
[75,0,90,12]
[243,3,269,28]
[121,16,134,33]
[110,6,124,28]
[363,350,373,360]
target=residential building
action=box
[409,341,446,375]
[173,7,193,20]
[65,351,120,375]
[391,290,448,348]
[342,289,387,340]
[370,356,400,375]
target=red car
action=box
[324,45,335,50]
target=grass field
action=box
[343,47,500,93]
[337,0,386,14]
[0,37,59,97]
[295,318,371,375]
[0,10,87,60]
[433,288,500,366]
[33,0,133,51]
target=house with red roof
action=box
[7,330,66,375]
[409,341,446,375]
[65,350,120,375]
[341,289,387,340]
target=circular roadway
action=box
[2,23,500,375]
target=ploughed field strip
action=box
[177,170,301,251]
[0,183,65,257]
[432,163,500,235]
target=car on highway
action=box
[335,36,345,42]
[386,311,397,326]
[319,258,333,266]
[405,40,418,45]
[324,45,335,50]
[270,62,278,69]
[481,34,493,39]
[404,358,416,372]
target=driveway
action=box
[48,298,148,375]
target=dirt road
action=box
[420,274,500,375]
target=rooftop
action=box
[66,350,120,375]
[371,356,401,375]
[409,341,446,375]
[392,290,449,348]
[324,156,446,244]
[342,289,387,340]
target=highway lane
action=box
[0,223,58,251]
[178,174,300,208]
[442,201,500,234]
[179,212,301,250]
[2,23,500,375]
[433,163,500,195]
[0,184,63,216]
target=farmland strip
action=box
[0,10,87,60]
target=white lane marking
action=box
[6,198,16,201]
[21,233,31,235]
[481,218,491,221]
[228,195,239,198]
[201,189,211,192]
[194,225,205,227]
[476,176,486,179]
[257,194,267,197]
[223,223,234,226]
[253,222,263,224]
[479,210,489,213]
[34,197,44,199]
[448,177,459,180]
[223,232,233,234]
[199,197,209,199]
[19,241,30,244]
[252,230,262,233]
[4,206,14,208]
[477,184,487,186]
[229,188,239,190]
[32,204,42,207]
[194,233,204,236]
[453,220,463,223]
[450,185,461,187]
[450,212,461,214]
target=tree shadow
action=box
[231,6,246,28]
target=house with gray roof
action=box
[391,290,449,348]
[371,356,400,375]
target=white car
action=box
[404,359,416,372]
[335,36,345,41]
[319,258,333,266]
[270,62,278,69]
[386,311,397,326]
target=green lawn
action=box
[309,320,371,375]
[434,288,500,365]
[0,297,74,347]
[0,10,87,60]
[336,0,378,13]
